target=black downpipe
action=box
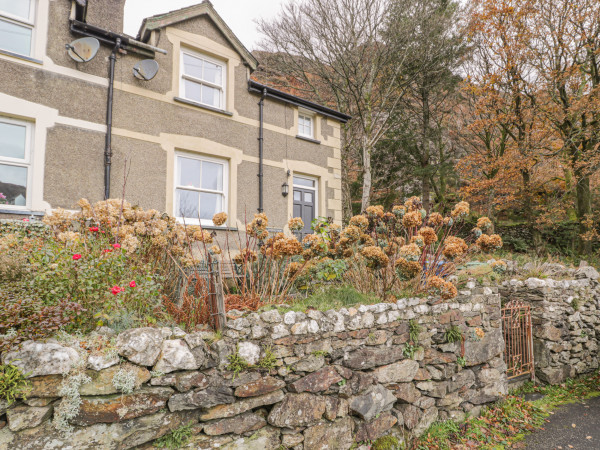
[257,88,267,213]
[104,38,121,200]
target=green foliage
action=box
[457,356,466,367]
[256,346,277,370]
[154,422,194,449]
[226,349,250,379]
[444,325,463,344]
[0,297,85,352]
[372,434,404,450]
[0,364,32,405]
[281,285,380,312]
[402,342,419,359]
[572,298,580,311]
[112,366,137,394]
[409,319,422,344]
[311,350,330,358]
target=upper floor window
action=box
[175,153,228,226]
[0,0,35,57]
[180,49,226,110]
[0,117,33,208]
[298,113,314,139]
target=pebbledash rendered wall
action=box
[500,264,600,385]
[0,284,507,450]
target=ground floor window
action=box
[174,153,228,226]
[0,117,32,208]
[293,175,317,238]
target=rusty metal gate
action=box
[502,300,535,381]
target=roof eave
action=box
[248,80,351,123]
[137,1,258,71]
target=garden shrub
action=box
[0,363,32,405]
[0,296,85,352]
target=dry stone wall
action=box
[500,264,600,384]
[0,285,507,450]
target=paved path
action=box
[524,396,600,449]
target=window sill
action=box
[202,225,239,232]
[0,49,42,65]
[296,135,321,145]
[174,97,233,116]
[0,208,44,216]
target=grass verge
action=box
[411,371,600,449]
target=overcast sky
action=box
[124,0,285,51]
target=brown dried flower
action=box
[428,212,443,227]
[212,212,228,226]
[402,211,423,228]
[349,215,369,230]
[418,226,438,246]
[476,234,503,252]
[360,245,390,270]
[442,236,468,259]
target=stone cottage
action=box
[0,0,349,235]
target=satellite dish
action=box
[133,59,159,81]
[66,37,100,63]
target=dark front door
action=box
[293,187,315,239]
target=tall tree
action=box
[256,0,429,214]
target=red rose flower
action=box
[113,243,121,249]
[72,254,82,261]
[22,218,29,222]
[102,248,112,254]
[89,227,99,232]
[111,286,123,295]
[129,281,136,288]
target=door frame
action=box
[292,174,318,235]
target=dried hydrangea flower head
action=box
[341,225,361,242]
[285,261,302,277]
[427,212,443,227]
[349,215,369,230]
[451,201,470,219]
[472,227,483,238]
[404,196,422,212]
[395,257,422,279]
[288,217,304,231]
[362,234,377,247]
[212,212,227,227]
[476,234,503,252]
[273,237,302,257]
[233,248,258,265]
[476,216,493,231]
[392,205,407,217]
[442,236,468,259]
[418,226,438,246]
[360,245,390,270]
[427,275,458,300]
[491,260,507,273]
[399,243,421,261]
[443,217,454,226]
[246,213,269,239]
[402,210,423,228]
[365,205,384,219]
[410,235,425,248]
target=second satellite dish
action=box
[67,37,100,63]
[133,59,159,81]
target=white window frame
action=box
[298,112,315,139]
[0,116,34,210]
[0,0,36,57]
[293,174,318,217]
[179,48,226,110]
[173,152,229,227]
